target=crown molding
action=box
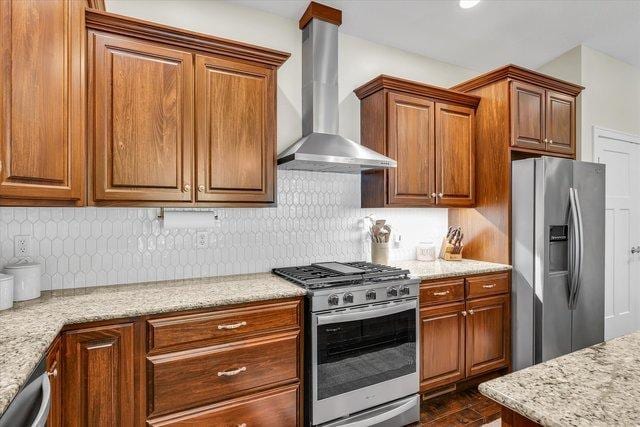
[299,2,342,29]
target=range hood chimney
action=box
[277,2,397,173]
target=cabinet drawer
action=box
[147,384,299,427]
[148,300,300,352]
[420,279,464,305]
[466,273,509,298]
[148,331,299,416]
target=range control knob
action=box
[343,292,354,304]
[399,286,411,296]
[387,286,398,297]
[366,289,377,301]
[328,294,340,306]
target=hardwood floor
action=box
[419,388,501,426]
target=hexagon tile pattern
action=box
[0,171,447,290]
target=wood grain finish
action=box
[545,90,575,155]
[147,331,299,417]
[435,103,475,206]
[147,300,300,352]
[510,81,546,150]
[63,323,135,427]
[501,406,543,427]
[195,54,275,204]
[387,92,436,206]
[420,302,466,392]
[298,1,342,29]
[0,0,85,206]
[147,384,299,427]
[465,273,510,299]
[90,32,194,203]
[465,294,510,377]
[420,278,465,305]
[46,336,63,427]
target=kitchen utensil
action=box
[4,259,42,301]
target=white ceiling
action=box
[228,0,640,71]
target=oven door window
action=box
[316,305,416,401]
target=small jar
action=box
[416,241,437,262]
[3,259,42,301]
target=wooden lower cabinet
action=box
[420,272,510,393]
[62,323,135,427]
[420,302,466,391]
[147,384,299,427]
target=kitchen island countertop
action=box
[479,331,640,426]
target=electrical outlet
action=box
[196,231,209,249]
[14,235,31,257]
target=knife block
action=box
[439,238,463,261]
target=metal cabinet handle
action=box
[198,185,205,192]
[218,366,247,377]
[461,310,467,316]
[544,138,549,143]
[468,309,475,315]
[482,284,496,289]
[47,368,58,378]
[549,139,554,144]
[431,193,437,198]
[183,184,191,192]
[218,321,247,330]
[438,193,444,198]
[432,290,450,296]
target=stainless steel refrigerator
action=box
[512,157,605,371]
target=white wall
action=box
[105,0,477,152]
[538,45,640,161]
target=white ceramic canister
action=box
[0,273,13,310]
[3,259,42,301]
[416,241,437,262]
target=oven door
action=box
[311,299,419,425]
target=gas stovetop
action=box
[272,261,411,289]
[273,261,419,312]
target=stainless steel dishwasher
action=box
[0,358,51,427]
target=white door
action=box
[594,127,640,340]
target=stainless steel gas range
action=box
[273,262,420,427]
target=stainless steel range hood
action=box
[277,4,396,173]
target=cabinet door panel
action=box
[91,33,193,203]
[435,103,475,206]
[63,323,135,427]
[466,294,509,377]
[420,302,466,391]
[195,54,275,204]
[46,336,62,427]
[545,91,575,155]
[387,92,435,206]
[0,0,84,205]
[510,81,545,151]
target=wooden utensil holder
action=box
[439,238,463,261]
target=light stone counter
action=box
[479,331,640,426]
[0,273,305,416]
[393,259,511,281]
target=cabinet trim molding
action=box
[85,9,290,68]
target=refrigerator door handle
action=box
[571,188,585,309]
[568,188,583,310]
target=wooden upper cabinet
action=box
[465,294,510,377]
[387,92,435,206]
[195,55,276,204]
[545,90,575,155]
[90,33,194,204]
[510,81,546,151]
[0,0,85,206]
[63,323,135,427]
[355,75,480,208]
[435,103,475,206]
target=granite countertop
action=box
[393,258,511,280]
[0,273,305,416]
[479,332,640,426]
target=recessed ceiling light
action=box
[459,0,481,9]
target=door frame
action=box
[593,125,640,337]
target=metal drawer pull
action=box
[482,284,496,289]
[218,366,247,377]
[432,290,450,296]
[218,321,247,330]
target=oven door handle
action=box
[316,299,417,325]
[335,394,419,427]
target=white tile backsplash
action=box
[0,171,447,290]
